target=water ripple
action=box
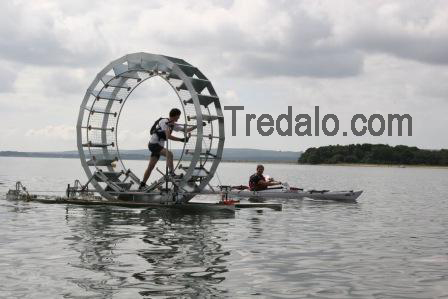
[1,158,448,298]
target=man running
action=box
[249,164,282,191]
[139,108,197,190]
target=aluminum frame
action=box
[76,53,225,201]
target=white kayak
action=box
[204,187,363,202]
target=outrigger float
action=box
[6,53,362,212]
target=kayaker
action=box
[139,108,199,190]
[249,164,282,191]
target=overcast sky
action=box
[0,0,447,152]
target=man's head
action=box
[169,108,181,122]
[256,164,264,175]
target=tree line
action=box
[298,144,448,166]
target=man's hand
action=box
[186,122,206,133]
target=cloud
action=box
[1,0,447,78]
[5,65,90,109]
[0,1,109,67]
[1,1,448,151]
[326,1,448,65]
[25,125,75,141]
[221,90,241,106]
[229,50,363,78]
[117,129,148,149]
[0,63,17,93]
[129,1,364,78]
[0,1,364,77]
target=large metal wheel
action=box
[76,53,225,201]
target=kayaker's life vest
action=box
[150,117,171,141]
[249,173,266,191]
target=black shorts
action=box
[148,143,164,158]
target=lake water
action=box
[1,157,448,298]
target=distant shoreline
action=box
[2,155,447,168]
[0,154,298,164]
[298,163,448,169]
[0,148,300,164]
[214,160,297,164]
[299,144,448,167]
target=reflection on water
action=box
[1,158,448,298]
[247,210,266,239]
[64,206,234,298]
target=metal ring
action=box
[77,53,225,200]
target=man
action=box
[139,108,198,190]
[249,164,282,191]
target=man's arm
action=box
[186,125,196,133]
[165,128,186,142]
[256,180,281,189]
[175,122,206,133]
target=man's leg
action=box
[160,148,174,173]
[142,156,159,185]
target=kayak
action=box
[203,187,363,202]
[227,189,362,201]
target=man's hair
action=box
[169,108,181,117]
[256,164,264,170]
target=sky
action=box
[0,0,447,152]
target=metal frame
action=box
[76,53,225,201]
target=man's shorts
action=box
[148,143,164,158]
